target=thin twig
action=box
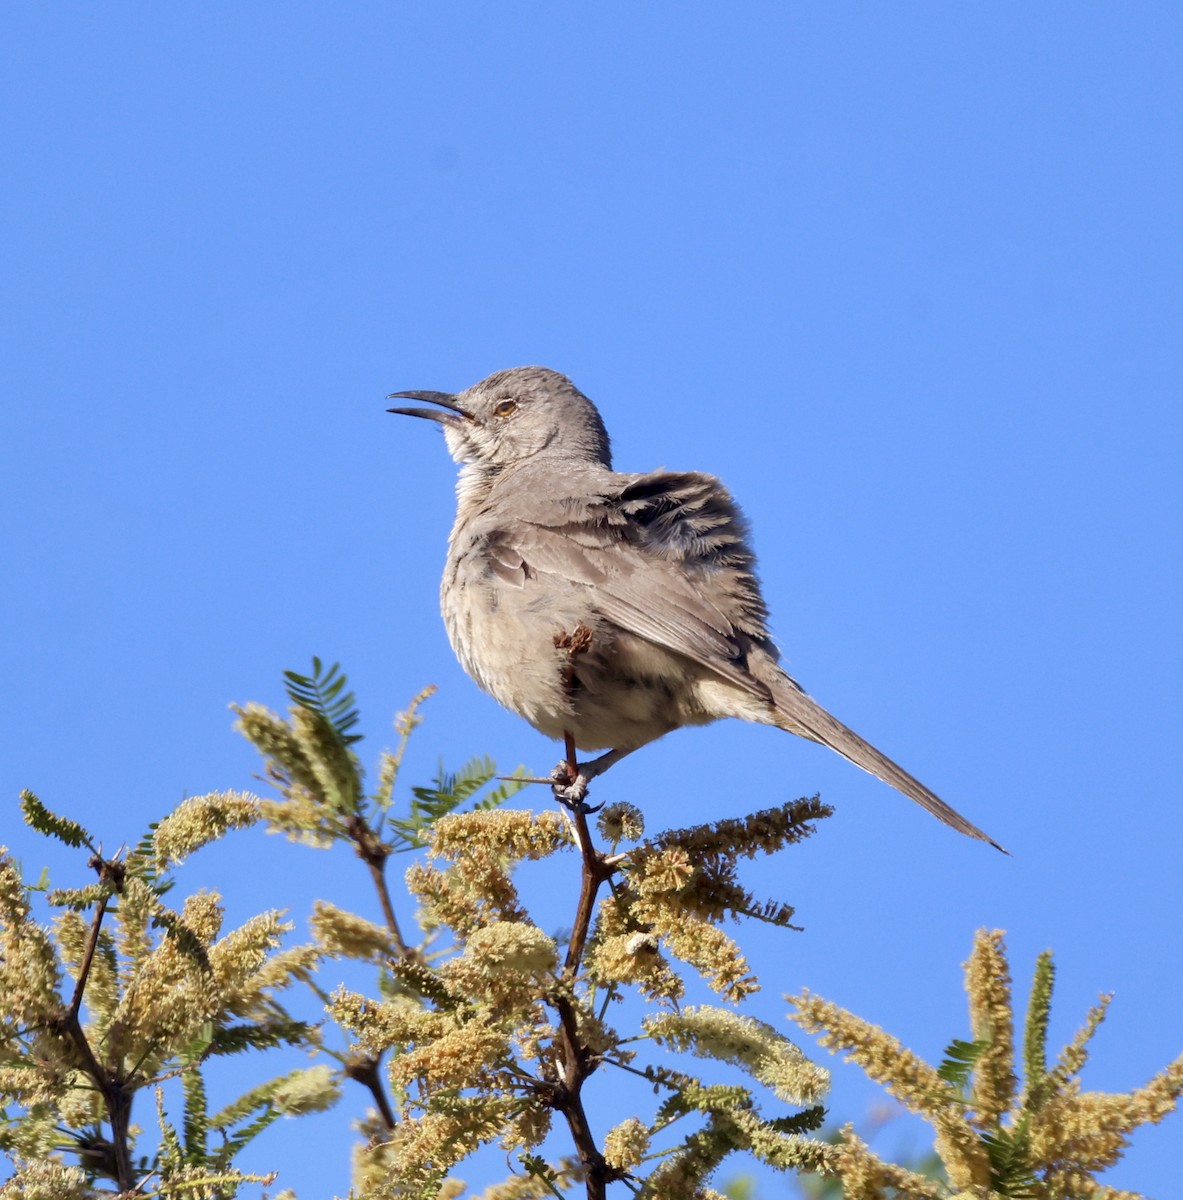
[57,856,135,1191]
[68,890,109,1022]
[545,751,629,1200]
[342,816,410,1130]
[552,992,612,1200]
[566,825,609,974]
[343,1054,397,1130]
[346,815,410,957]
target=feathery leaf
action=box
[1022,950,1055,1107]
[388,756,524,851]
[284,657,363,746]
[937,1036,992,1091]
[19,790,94,850]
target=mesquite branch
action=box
[344,813,409,1130]
[550,766,625,1199]
[53,854,136,1193]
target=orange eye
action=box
[493,398,517,417]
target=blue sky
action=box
[3,5,1181,1196]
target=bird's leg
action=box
[575,745,636,780]
[551,730,596,809]
[550,741,638,811]
[563,730,579,783]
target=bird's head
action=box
[388,366,612,471]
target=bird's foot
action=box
[550,761,587,802]
[549,762,603,813]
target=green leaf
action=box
[475,766,530,810]
[181,1021,216,1066]
[981,1116,1038,1197]
[937,1036,992,1091]
[212,1107,282,1168]
[155,1093,185,1176]
[151,908,212,973]
[208,1018,314,1056]
[388,755,523,851]
[655,1079,751,1125]
[126,820,175,895]
[1022,950,1055,1107]
[284,658,363,746]
[19,790,94,850]
[519,1153,564,1198]
[181,1066,209,1164]
[766,1104,827,1135]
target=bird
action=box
[388,366,1003,851]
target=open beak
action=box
[386,390,471,424]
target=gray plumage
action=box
[389,366,1002,851]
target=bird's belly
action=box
[442,570,716,751]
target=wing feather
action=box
[481,469,774,695]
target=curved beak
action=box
[386,390,471,423]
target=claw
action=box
[550,762,588,801]
[549,762,607,813]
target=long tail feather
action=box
[768,675,1007,853]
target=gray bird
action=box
[389,366,1002,851]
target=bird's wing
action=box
[483,469,775,695]
[482,467,1006,850]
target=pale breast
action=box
[442,535,743,751]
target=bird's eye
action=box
[493,398,517,417]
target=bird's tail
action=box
[766,672,1006,853]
